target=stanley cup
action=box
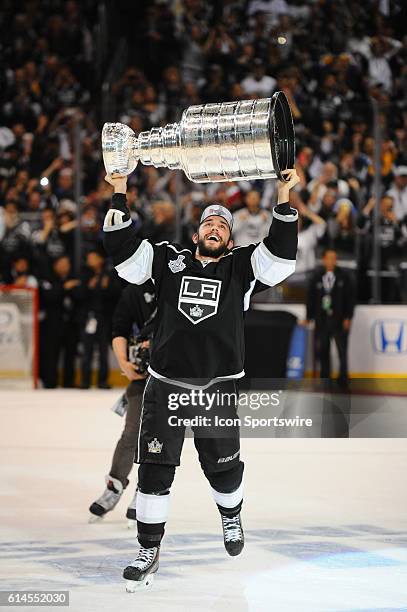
[102,91,295,183]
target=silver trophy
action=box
[102,91,295,183]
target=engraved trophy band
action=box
[102,91,295,183]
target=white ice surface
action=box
[1,390,407,612]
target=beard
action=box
[197,237,229,258]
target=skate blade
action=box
[125,574,154,593]
[127,519,137,530]
[88,514,105,524]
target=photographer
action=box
[89,280,156,523]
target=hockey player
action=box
[103,169,299,591]
[89,281,156,524]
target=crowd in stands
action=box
[0,0,406,386]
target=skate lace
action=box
[222,515,242,542]
[131,546,157,571]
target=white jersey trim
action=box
[272,207,298,222]
[251,241,296,287]
[243,279,256,311]
[103,209,132,232]
[148,366,245,390]
[155,240,192,254]
[115,239,154,284]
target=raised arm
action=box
[103,174,157,285]
[249,169,299,287]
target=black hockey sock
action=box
[217,500,243,518]
[137,520,165,549]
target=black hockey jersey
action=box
[111,280,156,340]
[104,193,298,386]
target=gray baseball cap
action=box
[200,204,233,231]
[394,165,407,177]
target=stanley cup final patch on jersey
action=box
[178,276,222,324]
[168,254,186,273]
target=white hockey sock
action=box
[136,491,171,524]
[211,479,244,509]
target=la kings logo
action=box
[178,276,222,325]
[148,438,163,453]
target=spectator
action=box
[32,208,67,276]
[358,195,403,268]
[203,23,237,74]
[307,162,350,212]
[318,184,341,223]
[57,209,77,262]
[357,195,403,302]
[387,166,407,221]
[139,201,175,243]
[316,73,338,118]
[142,85,166,127]
[248,0,290,21]
[78,250,121,389]
[294,201,326,275]
[54,168,75,204]
[200,64,227,104]
[232,190,272,246]
[25,188,47,213]
[324,198,356,258]
[80,206,103,253]
[305,249,355,388]
[235,44,256,81]
[181,201,205,251]
[0,201,31,277]
[159,66,184,121]
[39,255,81,388]
[5,255,38,288]
[181,24,207,83]
[366,36,402,92]
[240,58,276,97]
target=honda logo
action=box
[371,320,407,354]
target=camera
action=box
[128,337,151,374]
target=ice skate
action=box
[221,513,244,556]
[123,546,160,592]
[125,490,137,529]
[89,475,123,522]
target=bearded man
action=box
[103,169,299,591]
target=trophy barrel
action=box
[178,91,295,183]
